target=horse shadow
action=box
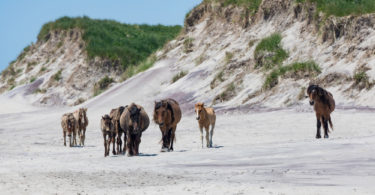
[138,153,158,157]
[210,145,224,149]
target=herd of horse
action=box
[60,84,335,157]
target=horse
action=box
[120,103,150,156]
[110,106,126,155]
[61,113,76,147]
[307,85,335,139]
[73,108,88,146]
[101,114,116,157]
[153,98,181,152]
[195,102,216,148]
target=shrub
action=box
[263,61,321,89]
[172,71,188,83]
[30,77,36,83]
[93,76,114,96]
[224,52,234,64]
[306,0,375,17]
[210,70,225,89]
[254,33,288,69]
[183,37,194,53]
[37,16,181,70]
[214,82,236,103]
[53,69,62,81]
[206,0,262,15]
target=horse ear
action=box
[102,116,105,119]
[202,103,205,107]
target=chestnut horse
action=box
[153,98,181,152]
[110,106,126,154]
[120,103,150,156]
[195,102,216,148]
[101,114,115,157]
[61,113,76,147]
[307,85,335,139]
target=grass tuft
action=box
[172,71,188,83]
[263,61,321,89]
[254,33,288,69]
[93,76,114,96]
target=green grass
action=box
[297,0,375,17]
[171,71,188,83]
[93,76,114,96]
[30,77,36,83]
[214,82,236,103]
[183,37,194,53]
[224,52,234,64]
[121,54,157,81]
[254,33,288,69]
[37,16,181,70]
[206,0,262,15]
[354,71,368,83]
[53,69,62,81]
[263,61,321,89]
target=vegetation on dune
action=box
[93,76,114,96]
[53,69,62,81]
[255,33,288,70]
[263,61,321,89]
[37,16,181,70]
[121,54,157,81]
[205,0,262,14]
[297,0,375,17]
[214,82,237,103]
[171,71,188,83]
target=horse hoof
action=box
[316,135,321,139]
[324,135,329,139]
[160,147,169,152]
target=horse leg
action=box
[63,131,66,146]
[161,129,169,152]
[118,131,123,154]
[169,127,175,151]
[72,129,76,146]
[205,126,210,148]
[133,134,139,155]
[82,128,86,146]
[123,130,127,155]
[209,123,215,147]
[127,132,133,156]
[316,117,321,139]
[135,133,141,155]
[103,133,107,157]
[323,117,329,139]
[112,134,116,155]
[199,126,204,148]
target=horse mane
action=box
[308,85,333,110]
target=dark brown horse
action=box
[120,103,150,156]
[153,98,181,152]
[307,85,335,139]
[101,114,115,157]
[110,106,126,155]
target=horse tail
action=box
[328,116,333,132]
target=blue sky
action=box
[0,0,202,72]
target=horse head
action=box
[154,100,169,127]
[101,114,112,132]
[195,102,205,120]
[128,103,142,132]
